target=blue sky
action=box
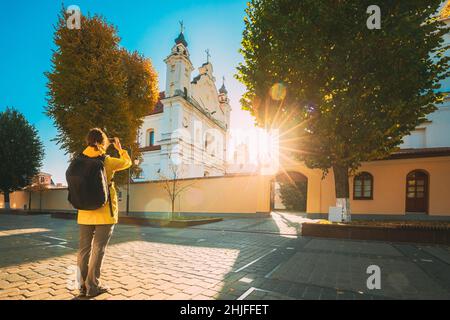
[0,0,254,184]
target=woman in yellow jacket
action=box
[77,128,131,298]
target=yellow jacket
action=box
[77,146,132,225]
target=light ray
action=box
[279,146,318,155]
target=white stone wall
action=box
[400,13,450,149]
[401,102,450,149]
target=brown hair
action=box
[86,128,108,150]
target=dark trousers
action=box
[77,224,114,295]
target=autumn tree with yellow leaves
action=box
[46,7,159,183]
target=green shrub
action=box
[279,181,307,211]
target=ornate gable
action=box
[191,63,220,115]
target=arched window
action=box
[353,172,373,200]
[147,129,155,147]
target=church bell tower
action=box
[164,22,194,98]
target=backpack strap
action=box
[107,182,114,218]
[98,155,114,218]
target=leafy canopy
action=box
[0,108,44,194]
[237,0,450,175]
[46,8,159,182]
[279,181,307,211]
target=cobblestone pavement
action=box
[1,213,449,300]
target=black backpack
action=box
[66,154,113,216]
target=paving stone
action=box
[23,288,51,298]
[129,293,152,300]
[150,293,171,300]
[5,294,27,300]
[109,288,128,296]
[49,293,76,300]
[182,286,205,295]
[0,287,21,296]
[192,294,213,300]
[1,214,449,300]
[4,274,26,282]
[271,251,450,299]
[0,280,10,289]
[29,293,53,300]
[167,292,192,300]
[122,288,144,297]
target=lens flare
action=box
[270,83,287,101]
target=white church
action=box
[136,27,233,181]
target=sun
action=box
[227,83,317,179]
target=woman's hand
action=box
[112,137,123,152]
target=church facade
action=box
[136,30,231,181]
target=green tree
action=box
[46,8,158,183]
[0,108,44,209]
[279,181,307,212]
[237,0,450,221]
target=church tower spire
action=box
[218,76,231,129]
[164,21,194,98]
[175,21,188,47]
[219,76,228,95]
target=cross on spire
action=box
[174,21,188,47]
[179,20,185,34]
[205,49,211,63]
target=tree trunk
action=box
[28,191,32,211]
[333,165,351,222]
[171,198,175,221]
[4,192,10,210]
[171,179,176,221]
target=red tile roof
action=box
[385,147,450,160]
[139,145,161,152]
[145,91,165,116]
